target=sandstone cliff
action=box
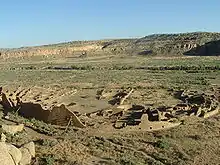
[1,32,220,59]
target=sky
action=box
[0,0,220,48]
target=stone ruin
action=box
[0,87,85,128]
[0,86,219,132]
[90,89,219,131]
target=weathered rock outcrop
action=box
[1,32,220,59]
[0,43,103,59]
[7,144,22,165]
[0,142,15,165]
[184,40,220,56]
[19,142,35,165]
[0,133,35,165]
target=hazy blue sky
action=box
[0,0,219,48]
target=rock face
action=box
[0,142,15,165]
[0,43,103,59]
[0,141,35,165]
[7,144,22,165]
[19,148,32,165]
[20,142,35,158]
[184,40,220,56]
[0,32,220,59]
[19,142,35,165]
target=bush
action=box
[155,139,170,149]
[42,155,55,165]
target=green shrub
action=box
[42,155,55,165]
[155,139,170,149]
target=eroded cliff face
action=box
[1,32,220,59]
[0,43,103,59]
[184,40,220,56]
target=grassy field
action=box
[1,56,219,88]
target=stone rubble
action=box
[0,132,35,165]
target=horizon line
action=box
[1,31,219,49]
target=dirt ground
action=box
[0,55,220,165]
